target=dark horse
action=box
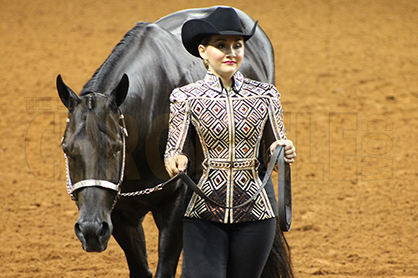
[57,6,293,278]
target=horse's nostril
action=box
[100,222,110,238]
[75,221,104,239]
[75,222,82,235]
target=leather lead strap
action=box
[278,147,292,231]
[165,145,292,231]
[178,145,282,209]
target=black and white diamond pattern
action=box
[165,72,286,223]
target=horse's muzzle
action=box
[75,219,112,252]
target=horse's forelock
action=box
[85,112,100,149]
[80,94,120,150]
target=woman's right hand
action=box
[270,140,296,164]
[165,154,189,177]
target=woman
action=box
[164,7,296,278]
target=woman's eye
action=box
[216,43,226,49]
[234,43,243,49]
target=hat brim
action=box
[182,19,258,57]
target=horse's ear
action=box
[110,74,129,107]
[56,74,79,108]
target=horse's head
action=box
[57,74,129,252]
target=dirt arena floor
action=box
[1,0,417,277]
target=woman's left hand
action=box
[270,140,296,164]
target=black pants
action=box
[181,217,276,278]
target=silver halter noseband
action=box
[64,112,128,209]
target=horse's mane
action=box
[80,22,152,96]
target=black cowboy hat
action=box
[181,7,258,57]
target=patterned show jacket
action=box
[165,70,286,223]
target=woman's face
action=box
[198,35,244,82]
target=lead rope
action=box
[117,145,285,208]
[175,145,292,231]
[63,114,290,230]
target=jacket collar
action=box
[204,70,244,93]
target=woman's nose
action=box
[225,46,236,57]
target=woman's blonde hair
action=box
[200,35,212,69]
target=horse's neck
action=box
[83,23,205,113]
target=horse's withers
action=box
[57,74,128,252]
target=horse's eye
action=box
[62,141,75,157]
[62,144,72,156]
[107,140,123,157]
[62,143,69,153]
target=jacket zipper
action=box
[225,87,235,223]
